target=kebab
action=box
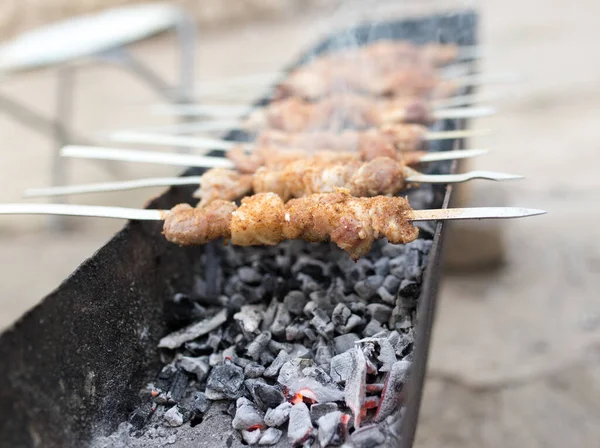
[243,95,493,133]
[0,192,545,261]
[29,147,515,203]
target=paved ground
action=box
[0,1,599,446]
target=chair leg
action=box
[48,65,75,232]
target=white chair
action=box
[0,3,196,229]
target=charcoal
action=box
[259,427,283,445]
[245,362,266,378]
[310,402,338,425]
[382,275,401,293]
[297,273,321,295]
[251,383,285,410]
[168,370,188,403]
[286,322,308,341]
[304,301,318,317]
[376,287,396,305]
[234,305,264,335]
[351,425,386,448]
[345,348,367,428]
[374,258,390,277]
[155,364,177,392]
[264,402,292,427]
[271,303,291,337]
[288,402,314,446]
[387,331,400,348]
[227,293,245,311]
[205,363,244,400]
[232,397,265,431]
[341,315,365,334]
[264,350,291,378]
[278,360,344,402]
[260,351,276,366]
[404,249,422,280]
[327,278,347,304]
[165,293,207,326]
[207,330,223,351]
[346,298,365,315]
[268,339,293,355]
[238,266,262,284]
[377,339,396,372]
[247,332,272,361]
[129,401,154,430]
[366,304,392,324]
[381,244,404,258]
[304,328,318,342]
[164,406,184,427]
[192,392,211,414]
[292,256,329,280]
[289,344,312,359]
[184,340,214,356]
[179,357,210,382]
[354,275,384,300]
[209,352,223,367]
[398,279,421,300]
[315,340,333,367]
[311,309,333,338]
[242,429,262,445]
[317,411,346,447]
[275,254,291,272]
[284,291,308,315]
[261,298,279,331]
[309,291,335,313]
[158,309,228,350]
[363,320,384,338]
[374,360,411,422]
[332,303,351,327]
[330,351,354,384]
[333,334,359,355]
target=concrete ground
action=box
[0,1,599,446]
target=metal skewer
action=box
[0,203,545,222]
[25,148,490,198]
[105,128,489,151]
[150,92,503,119]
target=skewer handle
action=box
[105,132,237,151]
[417,148,488,163]
[0,204,165,221]
[23,176,204,198]
[409,207,545,221]
[433,106,496,120]
[61,146,235,169]
[404,169,523,184]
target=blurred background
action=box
[0,0,599,446]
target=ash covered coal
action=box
[102,233,432,448]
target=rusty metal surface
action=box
[0,11,477,447]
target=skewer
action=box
[150,92,502,119]
[62,144,491,171]
[0,203,545,222]
[151,104,495,120]
[25,148,490,198]
[105,128,489,151]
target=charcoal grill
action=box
[0,10,477,448]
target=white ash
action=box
[264,402,292,427]
[164,406,184,427]
[124,235,432,446]
[232,397,265,431]
[288,402,314,446]
[242,428,262,445]
[259,428,283,445]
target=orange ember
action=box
[290,388,318,405]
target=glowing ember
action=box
[290,388,318,405]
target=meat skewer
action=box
[104,126,490,156]
[34,148,511,201]
[0,194,545,260]
[154,95,494,132]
